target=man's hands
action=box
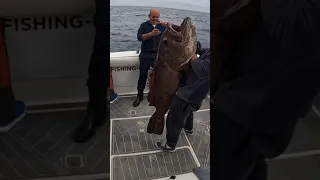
[142,27,161,40]
[142,20,167,40]
[151,21,167,36]
[151,28,161,35]
[160,21,168,26]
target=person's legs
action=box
[109,71,119,104]
[73,0,109,143]
[86,0,108,126]
[0,18,26,132]
[184,111,194,135]
[155,96,192,151]
[211,105,266,180]
[133,53,156,107]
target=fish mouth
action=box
[180,17,192,29]
[162,17,197,70]
[180,17,193,35]
[166,17,193,42]
[167,17,192,32]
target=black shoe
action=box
[133,90,143,107]
[155,142,175,152]
[95,102,108,127]
[73,110,96,143]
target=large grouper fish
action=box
[147,17,197,135]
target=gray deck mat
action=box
[112,148,197,180]
[110,95,210,119]
[185,111,210,166]
[193,167,210,180]
[0,110,110,180]
[109,96,320,180]
[112,118,188,155]
[110,97,210,180]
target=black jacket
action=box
[215,0,320,135]
[177,48,210,110]
[137,21,166,53]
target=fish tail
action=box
[147,114,164,135]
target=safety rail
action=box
[110,50,140,67]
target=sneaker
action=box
[155,142,175,152]
[0,101,26,132]
[184,129,194,135]
[110,93,118,104]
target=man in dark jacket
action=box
[156,43,210,151]
[133,8,167,107]
[73,0,109,143]
[211,0,320,179]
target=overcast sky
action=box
[110,0,210,13]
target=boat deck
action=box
[0,108,110,180]
[0,95,320,180]
[110,95,210,180]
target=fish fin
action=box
[147,70,155,90]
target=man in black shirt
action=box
[133,8,167,107]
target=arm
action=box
[191,50,210,80]
[261,0,320,56]
[137,23,154,41]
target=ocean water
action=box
[110,6,210,52]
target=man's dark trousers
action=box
[137,52,157,91]
[87,0,108,103]
[166,95,194,148]
[133,52,157,107]
[73,0,109,142]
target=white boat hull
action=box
[110,50,152,95]
[110,50,140,67]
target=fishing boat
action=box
[0,2,320,180]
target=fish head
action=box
[180,17,193,34]
[158,17,197,71]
